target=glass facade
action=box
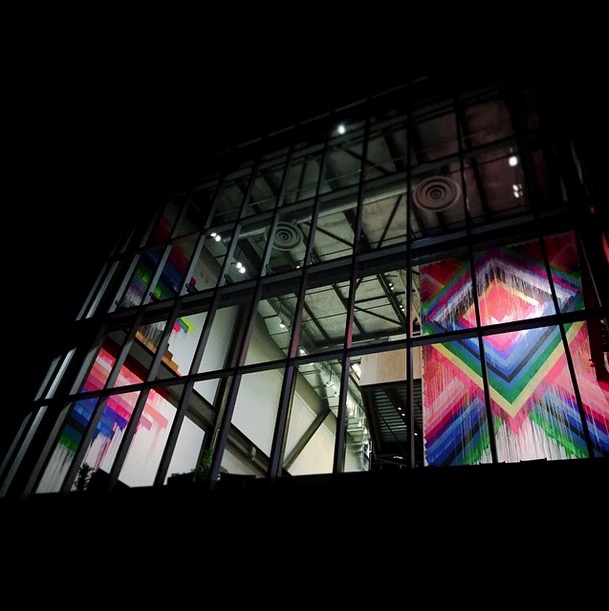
[1,77,608,500]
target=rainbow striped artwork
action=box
[37,343,174,492]
[421,232,609,465]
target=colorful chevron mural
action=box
[421,232,609,466]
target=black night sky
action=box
[5,56,412,404]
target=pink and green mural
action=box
[36,340,175,492]
[421,232,609,465]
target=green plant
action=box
[191,449,230,481]
[74,462,93,492]
[191,448,214,481]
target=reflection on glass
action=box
[313,199,356,262]
[118,246,163,308]
[561,319,609,458]
[461,94,513,147]
[165,402,206,483]
[301,282,348,354]
[174,186,216,236]
[165,412,206,482]
[225,366,284,476]
[113,324,155,387]
[422,339,491,466]
[146,197,185,246]
[342,368,370,473]
[150,235,198,301]
[412,108,458,163]
[118,387,177,487]
[284,148,322,204]
[365,125,408,180]
[411,170,466,236]
[474,238,558,325]
[283,359,342,476]
[36,398,98,493]
[246,293,298,364]
[484,323,606,462]
[36,385,142,493]
[188,231,230,292]
[212,173,251,225]
[529,148,558,207]
[267,206,311,273]
[158,311,208,378]
[419,252,475,334]
[357,347,424,467]
[197,304,241,375]
[465,147,528,224]
[226,218,269,283]
[84,332,126,391]
[81,391,140,477]
[165,377,226,484]
[353,270,406,346]
[361,184,407,249]
[322,137,364,193]
[545,231,584,313]
[243,166,284,216]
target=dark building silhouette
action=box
[2,75,608,561]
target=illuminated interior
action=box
[3,77,607,500]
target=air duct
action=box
[413,176,460,212]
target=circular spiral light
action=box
[273,222,303,251]
[413,176,460,212]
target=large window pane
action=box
[283,359,342,476]
[187,230,231,292]
[322,134,364,193]
[365,124,407,180]
[211,171,251,225]
[361,182,407,249]
[313,199,356,263]
[242,165,284,217]
[112,323,155,388]
[158,311,208,378]
[197,302,242,375]
[118,386,179,487]
[578,316,609,457]
[284,145,323,205]
[117,246,163,308]
[146,197,184,246]
[174,185,217,236]
[464,146,529,224]
[418,250,475,335]
[342,362,370,473]
[353,268,407,346]
[246,291,298,365]
[484,323,602,462]
[222,366,285,477]
[301,280,349,355]
[545,231,584,313]
[422,338,491,466]
[474,238,557,325]
[358,347,424,468]
[150,235,198,302]
[226,216,270,283]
